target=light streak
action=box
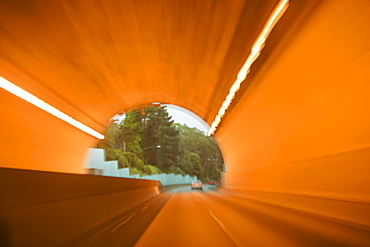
[0,77,105,139]
[208,0,289,136]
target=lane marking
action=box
[110,212,137,233]
[192,194,245,247]
[194,196,203,204]
[209,209,227,230]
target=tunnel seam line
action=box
[110,212,137,233]
[0,187,157,213]
[109,194,162,234]
[221,188,370,204]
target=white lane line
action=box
[110,212,137,233]
[192,195,245,247]
[194,196,203,204]
[208,209,227,230]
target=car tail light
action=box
[200,182,203,186]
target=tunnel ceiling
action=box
[0,0,282,132]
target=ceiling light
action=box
[208,0,289,136]
[0,77,104,139]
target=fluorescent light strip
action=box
[208,0,289,136]
[0,77,105,139]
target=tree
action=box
[96,120,120,149]
[174,123,223,180]
[119,110,143,155]
[188,153,204,178]
[95,105,223,179]
[167,165,185,176]
[140,106,179,171]
[143,165,162,175]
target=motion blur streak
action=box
[135,189,370,246]
[2,172,369,246]
[208,0,289,136]
[1,0,370,245]
[135,192,237,246]
[0,77,104,140]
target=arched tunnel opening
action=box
[87,103,225,184]
[1,0,370,246]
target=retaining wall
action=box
[85,148,198,185]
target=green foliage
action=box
[132,157,145,170]
[188,152,204,178]
[140,107,179,170]
[105,148,119,161]
[96,106,223,180]
[120,111,144,154]
[129,167,147,176]
[97,120,122,149]
[167,165,185,176]
[143,165,162,175]
[175,123,223,180]
[118,155,129,168]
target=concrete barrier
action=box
[0,167,161,247]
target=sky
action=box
[111,104,210,134]
[165,104,209,134]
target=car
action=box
[208,180,217,185]
[191,181,203,190]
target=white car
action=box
[191,181,203,190]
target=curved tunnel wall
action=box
[0,89,98,173]
[0,0,277,174]
[0,0,369,207]
[218,0,370,202]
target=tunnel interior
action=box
[1,0,370,245]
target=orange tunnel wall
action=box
[0,90,98,174]
[217,0,370,202]
[0,0,369,206]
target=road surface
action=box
[68,185,370,246]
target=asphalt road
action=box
[78,185,370,246]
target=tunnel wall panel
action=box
[222,147,370,202]
[218,0,370,202]
[0,89,98,174]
